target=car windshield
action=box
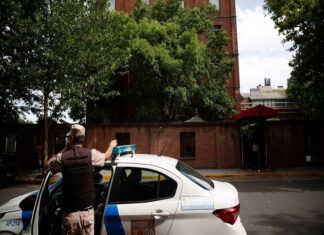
[176,161,214,190]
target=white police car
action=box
[0,145,247,235]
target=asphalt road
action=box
[0,183,39,205]
[225,177,324,235]
[1,177,324,235]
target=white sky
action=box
[236,0,293,93]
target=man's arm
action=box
[47,155,56,167]
[46,145,69,167]
[104,140,117,160]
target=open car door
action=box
[28,170,52,235]
[27,166,113,235]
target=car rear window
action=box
[176,161,214,190]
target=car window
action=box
[109,167,177,203]
[176,161,214,190]
[94,168,112,184]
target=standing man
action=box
[47,124,117,235]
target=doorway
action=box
[241,123,267,170]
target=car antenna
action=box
[158,143,167,157]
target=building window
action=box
[213,25,222,32]
[5,136,16,153]
[108,0,115,10]
[305,130,319,163]
[209,0,220,10]
[116,133,130,146]
[180,132,195,159]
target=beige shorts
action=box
[62,208,94,235]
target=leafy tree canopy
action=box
[1,0,235,126]
[0,0,42,124]
[264,0,324,119]
[1,0,132,164]
[97,0,234,122]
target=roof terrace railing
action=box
[241,102,299,111]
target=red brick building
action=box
[110,0,240,110]
[1,121,323,170]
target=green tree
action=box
[103,0,234,122]
[1,0,130,167]
[264,0,324,119]
[0,0,43,124]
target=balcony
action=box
[241,102,299,111]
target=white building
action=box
[241,78,299,118]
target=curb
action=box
[205,171,324,179]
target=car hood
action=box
[0,191,36,214]
[210,180,239,209]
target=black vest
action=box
[61,146,94,212]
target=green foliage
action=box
[115,0,234,122]
[1,0,132,123]
[264,0,324,119]
[1,0,234,125]
[0,0,41,124]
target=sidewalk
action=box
[197,167,324,179]
[15,167,324,184]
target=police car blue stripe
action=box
[104,204,125,235]
[22,210,32,229]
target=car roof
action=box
[109,153,179,169]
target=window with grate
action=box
[180,132,196,159]
[116,133,130,146]
[5,136,16,153]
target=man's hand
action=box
[110,139,117,149]
[104,139,118,160]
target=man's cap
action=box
[68,124,85,137]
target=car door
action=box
[29,166,114,235]
[28,170,52,235]
[102,164,182,235]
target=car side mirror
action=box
[19,195,37,211]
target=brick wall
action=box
[265,121,324,167]
[85,122,242,169]
[1,120,323,169]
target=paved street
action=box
[225,177,324,235]
[1,177,324,235]
[0,184,39,205]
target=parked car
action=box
[0,145,247,235]
[0,153,17,183]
